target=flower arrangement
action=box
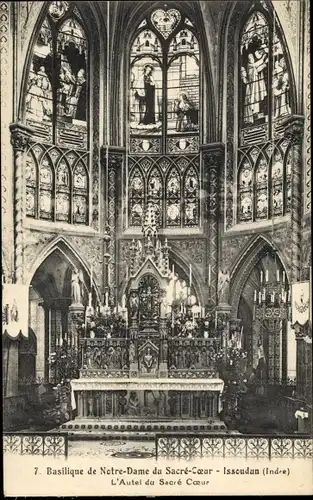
[77,310,128,339]
[48,341,79,385]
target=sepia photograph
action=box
[1,0,312,496]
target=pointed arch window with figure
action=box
[23,1,95,227]
[128,8,201,230]
[129,9,200,154]
[237,4,294,224]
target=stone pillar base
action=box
[159,362,168,378]
[129,363,138,377]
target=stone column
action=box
[9,123,33,284]
[201,143,225,308]
[129,317,139,377]
[283,117,304,283]
[294,324,312,402]
[68,305,85,343]
[101,147,125,307]
[159,318,168,378]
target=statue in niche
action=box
[127,391,140,416]
[71,267,84,305]
[217,269,230,305]
[129,341,136,364]
[129,291,139,319]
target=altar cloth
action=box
[70,377,224,393]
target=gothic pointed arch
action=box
[20,1,101,230]
[25,235,100,303]
[229,234,290,318]
[222,0,297,229]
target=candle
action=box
[259,292,262,304]
[90,264,93,288]
[189,264,192,288]
[107,263,110,286]
[260,271,263,283]
[122,294,126,309]
[208,265,211,286]
[262,288,266,301]
[277,270,280,282]
[254,290,257,302]
[172,264,175,278]
[105,292,109,307]
[271,292,275,303]
[265,270,269,282]
[282,271,285,283]
[60,336,63,347]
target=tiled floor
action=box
[68,439,156,458]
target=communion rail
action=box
[155,434,313,460]
[3,432,68,457]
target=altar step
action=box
[57,418,229,438]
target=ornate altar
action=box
[63,205,229,433]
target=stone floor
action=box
[68,439,156,459]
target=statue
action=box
[129,341,136,364]
[218,269,230,304]
[71,268,84,305]
[129,291,139,319]
[127,391,140,416]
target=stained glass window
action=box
[130,9,200,153]
[183,166,199,226]
[73,162,88,224]
[255,156,268,220]
[166,168,181,227]
[24,2,91,226]
[25,152,38,218]
[239,9,292,138]
[56,159,70,222]
[271,150,284,217]
[25,2,88,149]
[39,155,54,220]
[237,7,293,225]
[148,167,163,227]
[129,168,145,227]
[238,158,253,222]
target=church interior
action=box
[1,0,312,441]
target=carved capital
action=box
[201,143,225,171]
[101,146,125,169]
[9,123,33,152]
[283,116,305,146]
